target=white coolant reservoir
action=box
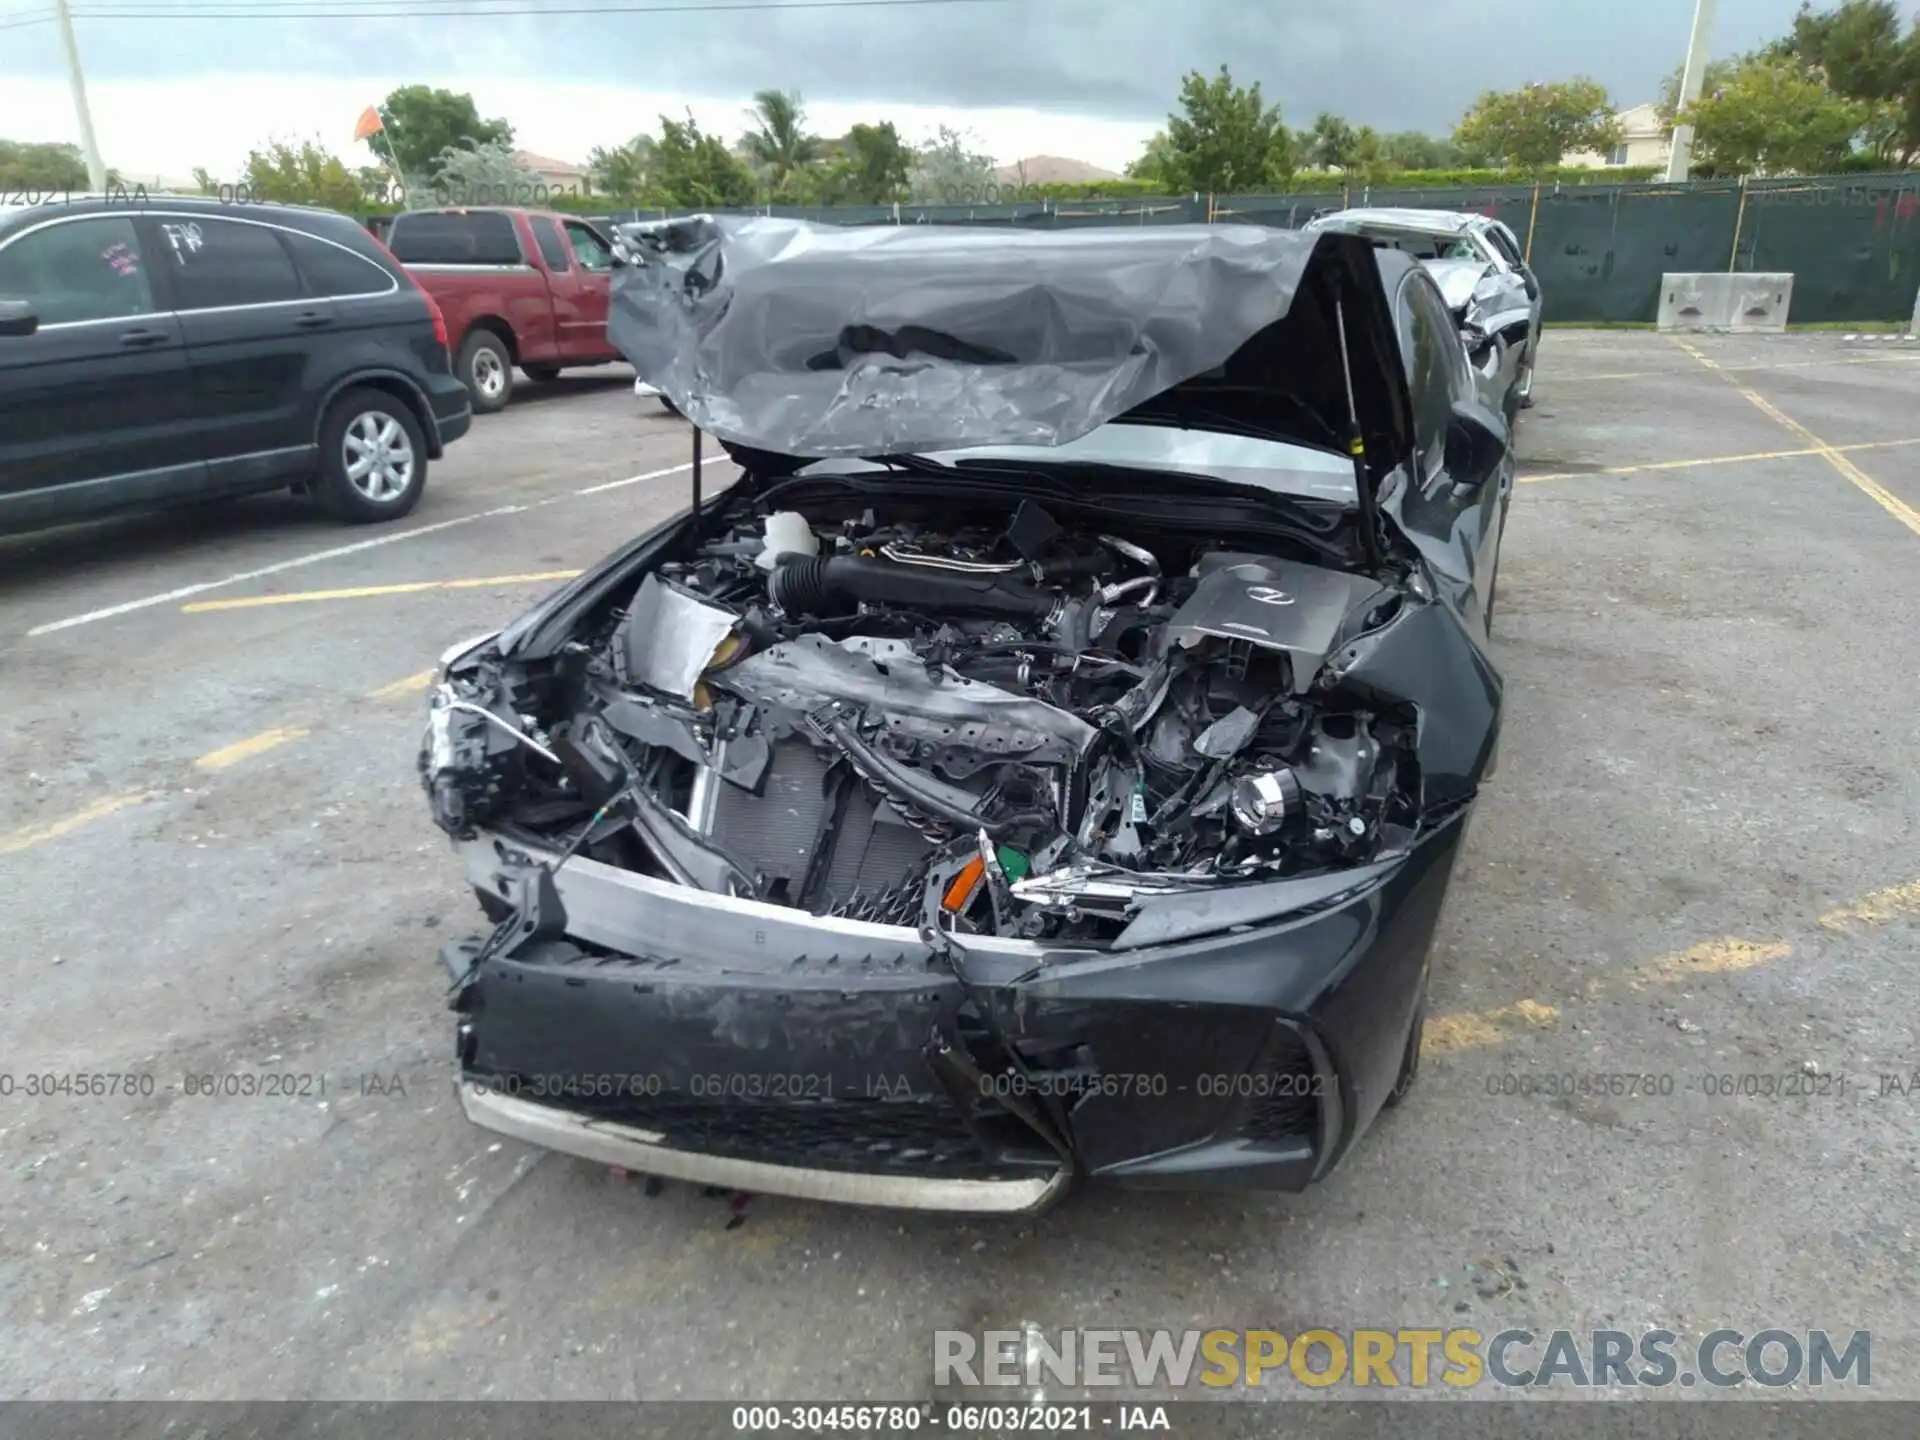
[756,511,820,571]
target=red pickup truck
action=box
[382,207,624,413]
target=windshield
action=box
[804,422,1357,503]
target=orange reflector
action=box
[942,855,987,912]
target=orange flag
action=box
[354,106,384,142]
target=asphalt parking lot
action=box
[3,336,1919,1404]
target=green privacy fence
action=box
[584,172,1920,324]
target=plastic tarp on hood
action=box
[607,214,1345,459]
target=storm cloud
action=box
[10,0,1806,135]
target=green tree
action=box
[740,89,820,195]
[588,136,654,203]
[1658,57,1747,129]
[1679,55,1872,174]
[649,112,759,208]
[908,124,996,202]
[1347,125,1388,183]
[1779,0,1920,164]
[1305,112,1355,171]
[1153,65,1294,191]
[1453,78,1623,172]
[0,139,88,190]
[1378,131,1462,169]
[244,137,367,210]
[816,122,915,204]
[1124,131,1179,186]
[369,86,513,182]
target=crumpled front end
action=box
[437,803,1468,1214]
[418,470,1496,1212]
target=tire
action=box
[1383,982,1427,1110]
[522,363,562,383]
[1517,334,1538,409]
[457,329,514,413]
[314,387,428,524]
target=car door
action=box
[559,219,616,359]
[1478,223,1540,325]
[150,212,332,492]
[1394,268,1510,626]
[0,212,206,532]
[526,214,592,356]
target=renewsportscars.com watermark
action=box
[935,1327,1872,1391]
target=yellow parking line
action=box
[1519,435,1920,485]
[0,790,160,856]
[1819,878,1920,931]
[1422,999,1560,1058]
[1611,937,1791,993]
[194,726,310,771]
[366,670,436,701]
[1425,935,1791,1060]
[1673,339,1920,539]
[181,571,582,614]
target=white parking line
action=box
[24,462,693,638]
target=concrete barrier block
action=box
[1657,273,1794,332]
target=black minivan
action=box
[0,194,473,536]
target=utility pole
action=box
[51,0,108,192]
[1665,0,1718,183]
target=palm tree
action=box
[741,89,820,190]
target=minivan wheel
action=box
[458,330,514,413]
[315,388,427,523]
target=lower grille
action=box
[537,1091,1015,1180]
[1242,1026,1322,1143]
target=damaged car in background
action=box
[421,216,1512,1214]
[1306,207,1542,422]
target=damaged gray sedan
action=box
[1306,207,1542,420]
[421,217,1511,1214]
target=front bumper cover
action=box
[442,811,1468,1214]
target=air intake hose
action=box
[769,554,1056,619]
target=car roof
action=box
[0,193,363,239]
[1310,207,1486,236]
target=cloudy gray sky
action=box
[1,0,1811,176]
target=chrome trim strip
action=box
[401,263,534,273]
[460,1084,1071,1214]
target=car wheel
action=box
[1383,981,1426,1109]
[522,363,562,383]
[458,330,514,413]
[1517,340,1537,408]
[315,388,427,524]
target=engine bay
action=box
[426,484,1428,944]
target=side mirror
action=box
[1444,400,1508,487]
[0,300,39,337]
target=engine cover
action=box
[1166,556,1391,694]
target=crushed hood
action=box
[607,215,1412,475]
[1420,257,1494,315]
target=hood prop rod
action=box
[685,422,705,553]
[1332,281,1384,572]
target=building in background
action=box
[512,150,592,193]
[1562,103,1672,170]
